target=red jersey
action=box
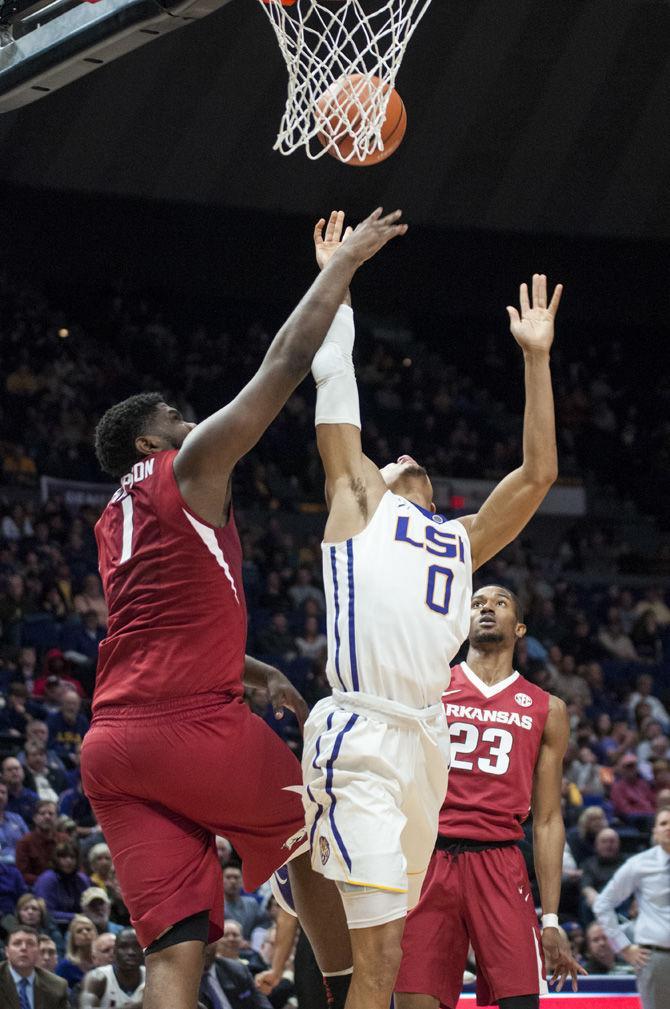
[440,661,550,842]
[93,450,247,712]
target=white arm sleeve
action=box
[311,304,361,429]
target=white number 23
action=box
[449,721,513,776]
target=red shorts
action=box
[81,693,305,949]
[395,844,546,1008]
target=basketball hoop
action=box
[257,0,433,161]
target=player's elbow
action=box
[522,465,557,493]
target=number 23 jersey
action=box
[440,662,550,841]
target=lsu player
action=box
[296,212,563,1009]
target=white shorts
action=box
[301,689,450,919]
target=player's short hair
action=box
[95,392,164,478]
[508,590,524,624]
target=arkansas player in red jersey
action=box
[80,209,408,1009]
[395,585,586,1009]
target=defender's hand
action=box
[507,274,563,355]
[315,210,353,270]
[267,668,308,733]
[543,927,587,992]
[317,207,407,270]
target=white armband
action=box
[541,913,559,930]
[311,304,361,429]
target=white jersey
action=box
[322,491,472,708]
[87,963,145,1007]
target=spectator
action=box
[637,720,668,762]
[254,925,296,1009]
[1,756,39,827]
[80,927,145,1007]
[3,682,43,737]
[598,608,640,662]
[0,862,28,919]
[58,778,97,838]
[47,690,89,770]
[216,918,266,975]
[628,674,670,731]
[61,609,104,666]
[215,836,233,869]
[14,645,39,694]
[256,614,297,663]
[633,587,670,628]
[1,894,62,954]
[80,886,123,937]
[33,840,90,926]
[223,866,270,941]
[73,574,108,628]
[34,653,85,703]
[581,922,634,975]
[567,746,605,798]
[22,743,69,802]
[91,932,117,967]
[631,611,664,665]
[295,616,327,663]
[610,754,657,834]
[38,932,59,973]
[0,780,28,864]
[566,807,608,866]
[580,828,625,919]
[0,925,69,1008]
[287,567,326,613]
[55,913,96,994]
[594,808,670,1005]
[15,799,67,885]
[199,938,272,1009]
[18,720,68,775]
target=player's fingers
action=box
[519,283,530,315]
[273,707,284,720]
[531,273,540,309]
[548,282,563,315]
[380,209,403,226]
[314,219,326,244]
[332,210,346,241]
[536,273,547,309]
[367,207,384,222]
[325,210,340,241]
[343,226,354,242]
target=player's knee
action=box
[351,917,404,988]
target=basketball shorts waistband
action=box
[92,690,240,723]
[435,836,519,855]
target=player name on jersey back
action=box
[440,662,550,842]
[93,449,247,711]
[322,491,472,709]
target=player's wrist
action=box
[541,913,559,930]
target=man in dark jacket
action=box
[0,925,68,1008]
[199,941,272,1009]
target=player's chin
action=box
[472,629,504,644]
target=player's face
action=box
[379,455,434,510]
[150,403,197,451]
[653,809,670,849]
[115,932,143,969]
[469,586,524,647]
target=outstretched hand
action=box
[267,667,308,733]
[542,927,588,992]
[507,274,563,355]
[314,207,407,271]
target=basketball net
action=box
[257,0,433,161]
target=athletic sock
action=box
[323,969,353,1008]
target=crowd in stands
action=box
[0,271,669,1001]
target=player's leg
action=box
[394,996,438,1009]
[144,920,209,1009]
[463,846,547,1008]
[288,849,352,972]
[346,916,406,1009]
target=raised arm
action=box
[459,275,561,570]
[174,209,407,523]
[310,212,393,542]
[532,695,586,991]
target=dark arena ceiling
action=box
[2,0,670,240]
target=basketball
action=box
[315,73,407,166]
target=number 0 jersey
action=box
[93,449,247,712]
[440,662,551,841]
[322,491,472,709]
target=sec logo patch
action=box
[319,837,330,865]
[515,692,532,707]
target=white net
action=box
[256,0,433,161]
